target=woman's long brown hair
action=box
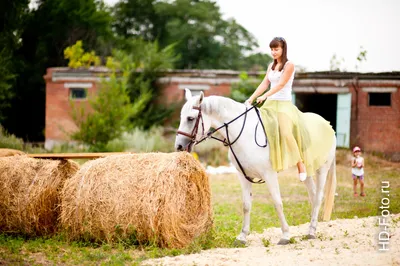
[270,37,288,71]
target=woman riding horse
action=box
[245,37,334,181]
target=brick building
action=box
[293,72,400,160]
[44,67,400,160]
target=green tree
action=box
[240,52,273,72]
[70,49,151,151]
[64,40,101,68]
[156,0,259,69]
[0,0,29,51]
[112,0,163,41]
[0,0,29,123]
[155,0,223,69]
[5,0,112,141]
[113,0,264,70]
[122,39,179,129]
[211,18,260,70]
[0,50,16,122]
[230,72,264,103]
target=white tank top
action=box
[267,62,295,101]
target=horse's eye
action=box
[187,117,195,122]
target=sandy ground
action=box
[144,214,399,266]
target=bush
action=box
[194,140,229,166]
[106,127,174,153]
[106,128,230,166]
[49,143,89,154]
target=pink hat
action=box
[353,146,361,153]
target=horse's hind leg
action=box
[308,165,330,238]
[235,173,253,245]
[264,170,290,245]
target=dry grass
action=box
[0,149,25,157]
[0,156,79,236]
[60,152,213,248]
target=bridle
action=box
[176,106,204,148]
[176,103,268,184]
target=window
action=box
[70,88,87,100]
[368,93,391,106]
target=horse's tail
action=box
[322,155,337,221]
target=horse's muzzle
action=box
[175,142,194,153]
[176,144,184,151]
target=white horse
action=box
[175,89,337,245]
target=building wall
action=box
[44,68,238,149]
[350,83,400,160]
[44,68,400,160]
[160,82,232,102]
[44,68,98,149]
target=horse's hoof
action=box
[277,238,290,245]
[233,239,246,247]
[306,234,316,239]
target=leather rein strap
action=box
[177,104,267,184]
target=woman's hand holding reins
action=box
[256,94,267,104]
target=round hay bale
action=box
[0,156,80,236]
[0,148,25,157]
[60,152,213,248]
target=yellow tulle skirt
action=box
[260,100,335,175]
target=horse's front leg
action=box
[234,172,252,245]
[308,166,330,237]
[304,175,317,239]
[264,170,291,244]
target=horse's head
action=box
[175,88,211,152]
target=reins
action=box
[178,104,268,184]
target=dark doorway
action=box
[295,93,337,130]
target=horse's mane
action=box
[183,94,245,119]
[203,95,244,117]
[206,95,241,105]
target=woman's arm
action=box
[246,64,272,104]
[256,62,295,103]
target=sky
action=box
[106,0,400,72]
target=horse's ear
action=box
[184,88,192,101]
[199,91,204,104]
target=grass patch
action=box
[0,125,24,150]
[261,238,271,247]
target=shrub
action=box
[106,127,174,153]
